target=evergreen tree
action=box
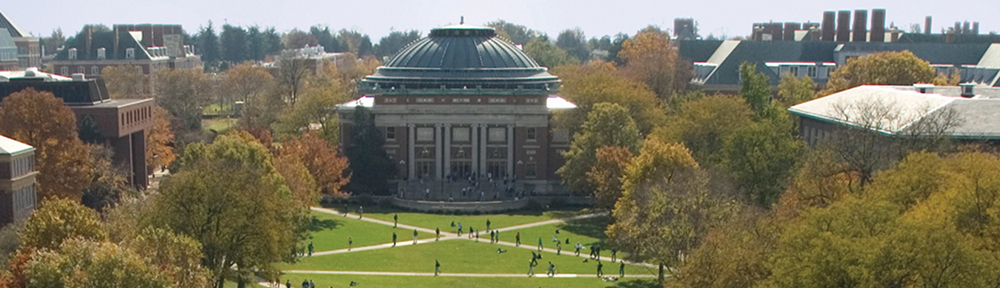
[220,24,248,64]
[345,106,397,195]
[78,115,103,144]
[197,21,221,66]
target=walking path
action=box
[491,212,606,233]
[311,207,446,235]
[283,270,656,278]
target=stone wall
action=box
[389,197,530,213]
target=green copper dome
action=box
[359,25,559,96]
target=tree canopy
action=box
[558,103,642,193]
[819,50,938,96]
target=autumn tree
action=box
[618,27,693,99]
[345,106,397,195]
[81,145,130,211]
[553,61,665,135]
[282,131,351,199]
[154,68,213,133]
[819,50,937,96]
[101,65,150,99]
[19,197,107,251]
[146,106,175,171]
[654,95,753,165]
[221,62,277,130]
[160,131,301,287]
[282,29,319,49]
[273,62,353,142]
[558,103,642,193]
[587,146,632,211]
[671,209,778,288]
[23,238,171,287]
[0,88,92,200]
[776,72,815,107]
[274,50,311,105]
[607,138,728,282]
[524,36,580,68]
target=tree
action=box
[587,146,632,211]
[558,103,642,193]
[272,63,351,140]
[724,118,802,207]
[245,26,271,62]
[222,62,275,125]
[23,238,171,288]
[553,62,665,135]
[619,28,692,99]
[82,145,130,211]
[197,21,221,65]
[19,197,107,251]
[273,153,319,208]
[607,138,725,282]
[338,30,373,56]
[282,131,351,199]
[220,24,248,64]
[738,62,773,119]
[159,131,301,288]
[100,65,149,99]
[77,115,103,144]
[0,88,92,200]
[154,68,213,133]
[671,209,777,288]
[375,30,421,59]
[819,50,938,96]
[607,33,630,65]
[555,28,589,63]
[485,20,540,45]
[776,73,815,108]
[283,29,318,49]
[654,95,753,165]
[524,36,579,68]
[310,25,341,52]
[345,106,397,195]
[41,28,65,56]
[274,50,311,105]
[146,106,176,171]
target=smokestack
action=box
[769,23,784,41]
[870,9,886,42]
[85,25,92,57]
[822,11,836,41]
[946,28,955,43]
[962,21,971,34]
[752,24,764,41]
[784,22,800,41]
[973,22,980,35]
[955,22,962,34]
[837,10,852,41]
[925,16,932,34]
[853,10,868,42]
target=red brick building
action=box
[338,24,575,195]
[48,24,200,80]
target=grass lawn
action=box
[275,273,659,288]
[510,215,621,259]
[203,103,234,116]
[306,210,434,252]
[203,117,238,134]
[329,204,591,232]
[282,239,655,276]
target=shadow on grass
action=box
[603,278,660,288]
[323,202,592,217]
[308,216,342,232]
[556,215,613,246]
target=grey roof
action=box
[836,42,990,65]
[52,28,151,61]
[683,40,838,86]
[0,10,27,38]
[790,85,1000,139]
[360,24,560,96]
[0,134,33,155]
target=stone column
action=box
[471,124,479,176]
[434,124,443,181]
[506,124,514,177]
[480,124,488,175]
[444,124,451,180]
[408,124,415,180]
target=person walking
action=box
[515,232,521,246]
[348,237,353,251]
[286,280,291,288]
[537,237,543,251]
[486,219,491,231]
[392,232,397,247]
[457,223,463,236]
[490,230,495,243]
[527,260,535,277]
[436,228,440,241]
[358,206,363,219]
[611,248,617,262]
[309,280,315,288]
[619,261,625,278]
[597,261,604,278]
[343,204,348,217]
[595,244,601,261]
[475,230,480,242]
[556,241,562,255]
[301,279,308,288]
[435,259,441,276]
[575,242,582,256]
[307,241,313,256]
[547,262,556,277]
[393,214,398,228]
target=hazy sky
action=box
[4,0,997,40]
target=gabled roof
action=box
[52,28,152,61]
[0,134,33,155]
[0,10,27,38]
[685,40,838,86]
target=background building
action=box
[0,135,37,226]
[0,10,41,70]
[338,24,575,196]
[49,24,200,79]
[0,68,154,189]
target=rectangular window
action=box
[385,127,396,140]
[526,98,540,103]
[807,66,817,78]
[77,66,85,74]
[126,48,135,59]
[526,162,537,177]
[417,127,434,142]
[60,67,69,76]
[92,66,100,75]
[68,48,77,60]
[452,127,470,142]
[488,127,506,142]
[526,127,537,141]
[97,48,106,60]
[384,98,397,103]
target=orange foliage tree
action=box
[145,106,175,171]
[618,27,693,99]
[281,131,350,198]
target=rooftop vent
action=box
[24,67,38,77]
[71,73,86,82]
[914,83,935,94]
[960,83,975,98]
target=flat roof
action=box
[0,134,33,155]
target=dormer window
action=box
[68,48,77,60]
[126,48,135,59]
[97,48,106,60]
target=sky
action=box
[3,0,998,41]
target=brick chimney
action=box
[973,22,980,35]
[870,9,886,42]
[822,11,836,41]
[853,10,868,42]
[837,10,851,42]
[925,16,932,34]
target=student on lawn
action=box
[556,242,562,255]
[343,204,348,216]
[457,223,463,236]
[547,262,556,277]
[486,219,491,231]
[475,230,480,242]
[575,242,582,256]
[595,244,601,260]
[301,279,308,288]
[527,260,535,277]
[597,261,604,278]
[358,206,363,219]
[497,247,507,253]
[619,261,625,277]
[413,229,419,244]
[392,232,397,247]
[307,241,313,256]
[348,237,353,251]
[538,237,543,251]
[515,232,521,246]
[435,260,441,276]
[490,230,495,243]
[436,228,440,241]
[393,214,398,228]
[286,280,291,288]
[611,248,617,262]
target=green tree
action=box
[154,68,213,133]
[655,95,754,165]
[555,28,589,63]
[558,103,642,193]
[220,24,248,64]
[524,36,579,68]
[776,73,815,107]
[345,106,397,195]
[724,118,802,207]
[375,30,422,59]
[77,115,103,144]
[0,88,92,200]
[19,197,107,251]
[587,146,633,211]
[24,238,170,288]
[160,132,301,288]
[553,62,665,135]
[738,62,773,119]
[197,21,221,65]
[81,145,130,211]
[607,138,726,282]
[485,20,540,45]
[819,50,937,96]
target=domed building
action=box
[337,24,575,196]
